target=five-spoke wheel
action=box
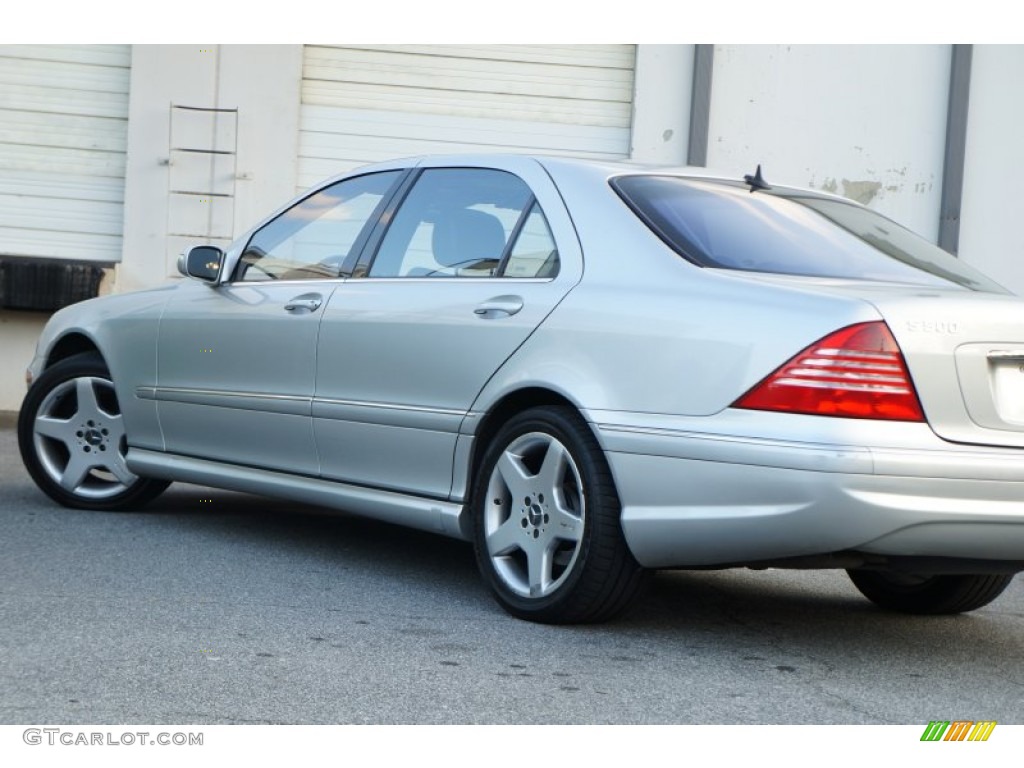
[18,353,169,510]
[472,406,647,623]
[482,431,586,599]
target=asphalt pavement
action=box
[1,425,1022,724]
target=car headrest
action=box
[432,208,506,268]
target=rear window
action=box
[612,175,1005,293]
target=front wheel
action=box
[846,569,1014,614]
[471,405,647,624]
[18,352,170,511]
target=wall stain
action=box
[840,179,882,205]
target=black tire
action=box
[847,569,1014,615]
[18,352,170,511]
[471,405,648,624]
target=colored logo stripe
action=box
[945,721,974,741]
[968,722,997,742]
[920,720,996,742]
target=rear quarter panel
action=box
[470,162,882,420]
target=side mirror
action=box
[178,245,224,283]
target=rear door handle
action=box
[284,293,323,313]
[474,295,524,319]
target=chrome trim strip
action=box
[596,422,874,475]
[138,386,311,417]
[988,350,1024,362]
[314,397,467,417]
[312,398,473,433]
[597,422,823,444]
[598,422,1024,482]
[138,386,308,402]
[139,385,481,430]
[140,387,474,417]
[352,277,554,284]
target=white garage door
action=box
[0,45,131,263]
[299,45,635,189]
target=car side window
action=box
[503,202,559,278]
[369,168,556,279]
[234,171,400,282]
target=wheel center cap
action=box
[528,504,544,527]
[84,429,103,446]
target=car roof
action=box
[342,153,856,207]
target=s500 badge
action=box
[906,320,960,334]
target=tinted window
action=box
[613,175,1005,293]
[235,171,400,282]
[369,168,542,278]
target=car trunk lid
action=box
[885,298,1024,448]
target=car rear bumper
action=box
[592,412,1024,570]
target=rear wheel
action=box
[18,352,169,511]
[471,405,647,624]
[847,569,1013,614]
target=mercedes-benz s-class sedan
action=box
[18,154,1024,623]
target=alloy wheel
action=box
[31,375,138,499]
[482,431,586,599]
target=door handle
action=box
[284,293,323,312]
[474,295,524,319]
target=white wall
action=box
[0,310,45,412]
[630,44,693,165]
[706,45,951,241]
[118,44,302,293]
[958,45,1024,295]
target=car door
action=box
[313,159,582,498]
[155,170,403,473]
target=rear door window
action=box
[367,168,558,279]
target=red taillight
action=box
[733,322,925,421]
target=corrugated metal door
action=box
[0,45,131,263]
[298,45,635,189]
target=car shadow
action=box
[132,486,1024,657]
[608,569,1024,673]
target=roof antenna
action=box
[743,164,771,193]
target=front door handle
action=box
[474,295,524,319]
[284,293,323,313]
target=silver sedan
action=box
[17,154,1024,623]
